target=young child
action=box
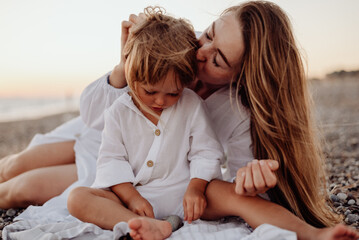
[67,7,223,240]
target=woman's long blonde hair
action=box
[123,6,198,118]
[226,1,340,227]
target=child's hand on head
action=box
[183,181,208,224]
[127,195,155,218]
[235,159,279,196]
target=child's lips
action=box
[152,107,163,112]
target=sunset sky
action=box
[1,0,358,98]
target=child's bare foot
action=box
[128,217,172,240]
[313,224,359,240]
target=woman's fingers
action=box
[266,159,279,171]
[235,159,278,196]
[120,20,133,59]
[244,162,256,195]
[121,20,133,36]
[235,169,246,195]
[138,12,146,21]
[129,13,146,25]
[129,14,139,23]
[259,160,277,188]
[251,159,266,192]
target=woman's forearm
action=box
[109,63,127,88]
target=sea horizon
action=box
[0,96,79,122]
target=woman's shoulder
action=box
[183,87,203,98]
[180,88,205,105]
[205,87,250,122]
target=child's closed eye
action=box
[145,90,156,95]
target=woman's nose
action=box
[196,46,207,62]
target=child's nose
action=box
[155,96,165,106]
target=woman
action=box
[0,1,357,239]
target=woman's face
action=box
[197,12,245,88]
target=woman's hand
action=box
[183,178,208,224]
[127,195,155,218]
[235,159,279,196]
[108,13,146,88]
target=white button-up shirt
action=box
[90,88,223,218]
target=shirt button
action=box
[155,129,161,136]
[147,160,154,167]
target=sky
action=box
[0,0,358,98]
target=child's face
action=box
[135,70,184,115]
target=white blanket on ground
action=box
[3,218,297,240]
[2,117,297,240]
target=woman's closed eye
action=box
[205,29,220,67]
[168,93,179,97]
[205,32,212,41]
[212,56,220,67]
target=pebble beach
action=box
[0,77,358,236]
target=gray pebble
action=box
[347,214,359,224]
[345,209,351,216]
[348,199,355,205]
[330,194,340,202]
[6,209,16,217]
[337,193,348,200]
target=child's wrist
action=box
[188,178,209,193]
[110,182,138,204]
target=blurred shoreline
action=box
[0,96,79,123]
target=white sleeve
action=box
[91,106,134,189]
[226,117,254,179]
[80,71,128,130]
[187,101,223,182]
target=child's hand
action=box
[183,179,208,224]
[235,159,279,196]
[127,195,155,218]
[111,183,154,218]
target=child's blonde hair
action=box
[123,6,198,117]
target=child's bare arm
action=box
[183,178,208,223]
[111,182,154,218]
